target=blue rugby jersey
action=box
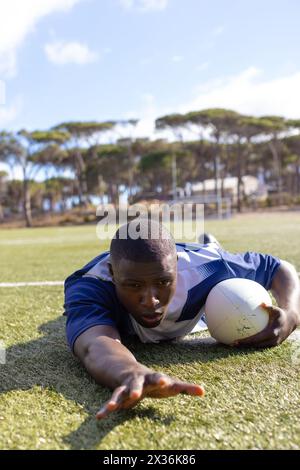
[64,242,281,349]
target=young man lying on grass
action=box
[64,220,300,419]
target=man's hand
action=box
[235,260,300,349]
[74,326,204,420]
[234,303,298,348]
[96,371,204,419]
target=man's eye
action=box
[158,280,171,286]
[128,284,141,289]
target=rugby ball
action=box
[204,278,271,345]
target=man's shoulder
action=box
[65,251,111,283]
[64,251,116,302]
[175,242,222,271]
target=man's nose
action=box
[140,287,160,309]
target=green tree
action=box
[114,120,139,203]
[0,170,8,221]
[54,121,116,205]
[256,116,288,204]
[0,132,27,222]
[228,115,268,211]
[138,142,181,197]
[4,179,23,216]
[155,113,188,199]
[15,130,70,226]
[43,177,74,213]
[86,143,132,205]
[183,140,215,187]
[185,109,240,214]
[283,133,300,196]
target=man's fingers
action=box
[186,383,205,396]
[235,328,271,346]
[145,373,171,387]
[110,385,129,404]
[171,382,205,397]
[145,375,205,398]
[234,304,282,347]
[96,376,205,419]
[96,385,128,419]
[145,372,205,396]
[234,327,276,346]
[128,375,145,400]
[244,337,279,348]
[260,303,281,319]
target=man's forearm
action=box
[82,335,150,389]
[271,260,300,325]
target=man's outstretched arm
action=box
[74,325,204,419]
[236,260,300,348]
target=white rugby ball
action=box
[205,278,271,345]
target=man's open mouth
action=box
[140,312,163,324]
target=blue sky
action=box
[1,0,300,139]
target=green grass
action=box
[1,212,300,449]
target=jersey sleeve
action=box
[64,276,117,352]
[220,250,281,290]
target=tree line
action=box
[1,108,300,226]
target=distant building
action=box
[188,175,268,203]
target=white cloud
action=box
[45,40,98,65]
[181,67,300,119]
[124,93,178,140]
[0,0,82,77]
[120,0,168,11]
[0,95,23,127]
[0,79,5,105]
[0,50,17,78]
[125,67,300,142]
[0,67,22,129]
[123,94,156,138]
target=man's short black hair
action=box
[110,219,176,266]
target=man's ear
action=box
[108,262,114,278]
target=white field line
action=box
[0,281,64,287]
[0,235,97,245]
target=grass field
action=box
[0,212,300,450]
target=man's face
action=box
[110,253,177,328]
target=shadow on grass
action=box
[0,316,258,449]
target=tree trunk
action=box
[213,152,218,197]
[297,157,300,195]
[23,178,32,227]
[213,137,222,219]
[0,203,4,222]
[214,148,222,219]
[49,195,54,213]
[127,148,135,205]
[237,139,243,213]
[172,153,177,200]
[109,182,118,205]
[75,150,88,206]
[268,139,283,205]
